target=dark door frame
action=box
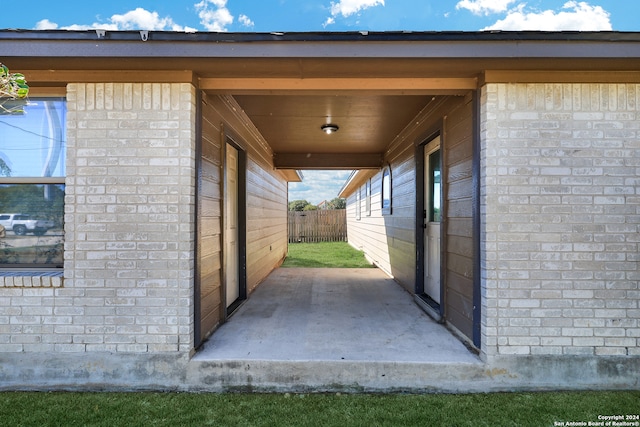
[415,126,445,321]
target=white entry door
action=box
[424,138,441,304]
[225,143,239,309]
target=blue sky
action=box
[2,0,636,204]
[0,0,635,32]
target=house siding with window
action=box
[0,83,198,353]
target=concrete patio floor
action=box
[186,267,493,392]
[195,268,480,364]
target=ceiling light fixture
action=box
[321,124,339,134]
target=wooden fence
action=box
[288,209,347,243]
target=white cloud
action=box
[330,0,385,17]
[483,1,612,31]
[35,8,197,32]
[195,0,234,32]
[323,0,384,27]
[456,0,516,16]
[239,14,254,28]
[109,8,184,30]
[34,19,58,30]
[289,170,352,205]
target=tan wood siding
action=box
[245,158,288,294]
[443,96,475,340]
[198,95,224,342]
[347,179,394,277]
[197,94,288,344]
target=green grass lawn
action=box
[282,241,375,268]
[1,391,638,426]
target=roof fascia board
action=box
[338,169,378,198]
[2,30,640,42]
[3,33,640,60]
[200,77,478,92]
[21,70,197,85]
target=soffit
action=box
[233,94,435,156]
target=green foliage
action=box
[327,197,346,210]
[288,198,342,211]
[282,242,374,268]
[288,199,315,211]
[0,391,638,427]
[0,63,29,114]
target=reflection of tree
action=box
[0,63,29,176]
[35,235,63,265]
[0,157,10,177]
[0,184,64,226]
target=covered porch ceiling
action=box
[232,94,444,170]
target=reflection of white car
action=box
[0,213,55,236]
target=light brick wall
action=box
[481,83,640,358]
[0,83,197,353]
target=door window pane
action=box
[429,150,441,222]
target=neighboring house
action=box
[0,30,638,391]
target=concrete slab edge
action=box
[0,353,638,393]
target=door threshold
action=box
[414,294,442,323]
[226,298,246,319]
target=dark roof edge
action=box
[2,29,640,43]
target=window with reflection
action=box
[365,179,371,216]
[0,98,66,269]
[381,165,392,215]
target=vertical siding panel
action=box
[443,96,475,341]
[198,95,223,342]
